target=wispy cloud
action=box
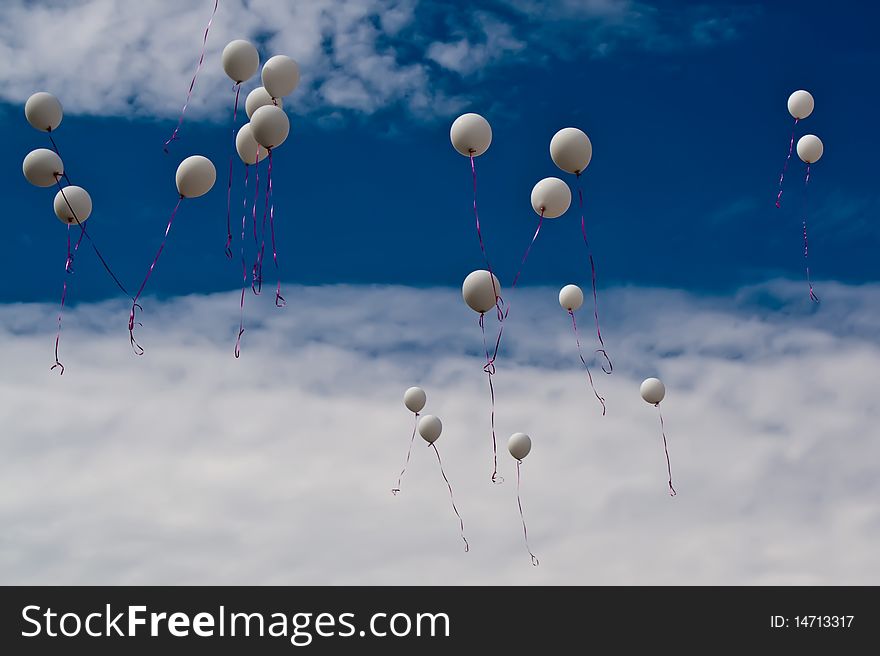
[1,281,878,584]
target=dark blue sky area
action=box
[3,1,878,303]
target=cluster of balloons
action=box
[221,39,300,356]
[778,89,824,303]
[392,386,540,564]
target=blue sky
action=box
[3,0,879,303]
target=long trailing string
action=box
[776,117,799,208]
[224,84,241,258]
[50,225,79,374]
[163,0,219,152]
[471,153,504,320]
[128,197,184,355]
[251,151,263,294]
[516,460,539,566]
[267,150,286,307]
[391,412,419,495]
[656,405,676,497]
[568,310,606,415]
[234,163,250,358]
[802,163,819,303]
[253,152,271,296]
[479,313,502,484]
[430,443,469,553]
[576,173,612,374]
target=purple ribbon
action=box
[224,84,241,258]
[471,154,503,320]
[251,153,263,295]
[267,150,286,307]
[479,313,502,484]
[516,460,539,566]
[802,164,819,303]
[234,163,250,358]
[431,443,469,553]
[391,412,419,495]
[657,405,677,497]
[569,310,606,415]
[776,118,799,209]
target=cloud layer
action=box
[0,280,878,584]
[0,0,755,121]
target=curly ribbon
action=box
[50,225,81,374]
[656,405,677,497]
[267,150,285,307]
[470,153,503,320]
[431,443,469,553]
[253,154,271,296]
[576,174,612,374]
[568,310,606,415]
[251,153,263,295]
[479,313,502,484]
[391,412,419,495]
[776,118,799,209]
[516,460,539,566]
[128,197,184,354]
[234,163,250,358]
[802,164,819,303]
[163,0,219,152]
[224,84,241,258]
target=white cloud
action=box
[1,281,879,584]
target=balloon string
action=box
[576,174,612,374]
[471,153,504,320]
[251,152,263,295]
[51,226,75,374]
[479,313,502,484]
[162,0,219,152]
[254,152,271,296]
[802,164,819,303]
[516,460,539,566]
[776,117,798,209]
[569,310,606,415]
[234,163,250,358]
[431,443,469,553]
[391,412,419,495]
[267,150,285,307]
[128,197,184,355]
[46,131,73,186]
[657,405,676,497]
[224,84,241,259]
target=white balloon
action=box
[25,92,63,132]
[462,270,501,314]
[787,90,814,120]
[262,55,300,98]
[235,124,268,165]
[53,186,92,225]
[418,415,442,444]
[559,284,584,312]
[797,134,823,164]
[250,105,290,149]
[175,155,216,198]
[22,148,63,187]
[450,113,492,157]
[531,177,571,218]
[222,39,259,83]
[640,377,666,405]
[245,87,283,119]
[508,432,532,460]
[403,386,427,414]
[550,127,592,174]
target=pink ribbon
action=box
[802,164,819,303]
[569,310,606,415]
[657,405,676,497]
[267,150,285,307]
[128,197,184,354]
[50,225,83,374]
[234,163,250,358]
[224,84,241,258]
[776,118,799,209]
[431,443,469,553]
[251,153,263,295]
[516,460,539,566]
[471,154,503,320]
[163,0,219,151]
[391,412,419,495]
[479,313,502,484]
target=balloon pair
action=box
[777,89,824,303]
[392,387,469,552]
[221,39,300,356]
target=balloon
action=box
[508,432,532,460]
[450,113,492,157]
[403,386,427,414]
[262,55,300,98]
[53,186,92,225]
[797,134,823,164]
[550,127,592,175]
[640,377,666,405]
[559,284,584,312]
[250,105,290,149]
[222,39,260,83]
[175,155,216,198]
[25,92,63,132]
[245,87,283,119]
[787,90,814,120]
[531,177,571,218]
[462,269,501,313]
[22,148,63,187]
[418,414,442,444]
[235,123,268,165]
